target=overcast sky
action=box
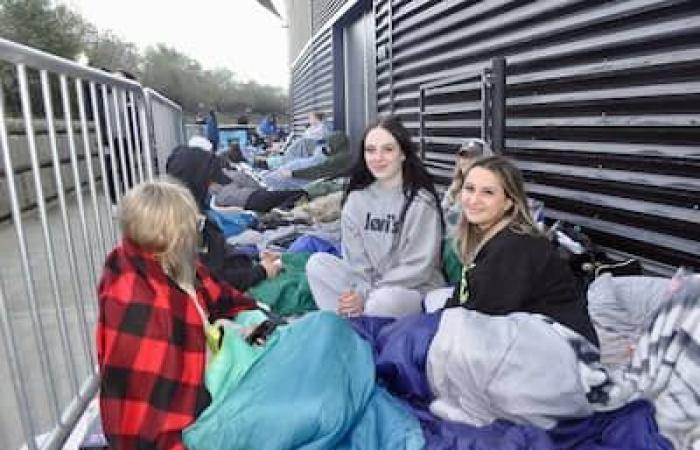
[61,0,290,89]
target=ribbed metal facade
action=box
[373,0,700,274]
[286,0,314,64]
[312,0,349,33]
[289,27,335,133]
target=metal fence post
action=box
[419,87,426,159]
[490,57,506,154]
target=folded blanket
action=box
[429,309,595,429]
[600,271,700,450]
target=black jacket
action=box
[446,227,599,346]
[166,145,231,209]
[199,219,266,292]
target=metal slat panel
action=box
[290,27,335,131]
[508,47,700,86]
[389,0,686,78]
[391,0,576,63]
[526,183,699,224]
[516,161,699,192]
[508,115,700,127]
[507,139,700,160]
[372,0,700,271]
[508,81,700,106]
[378,6,700,93]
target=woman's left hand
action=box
[337,290,364,317]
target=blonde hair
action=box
[119,178,200,286]
[454,155,541,263]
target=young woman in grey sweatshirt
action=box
[306,116,445,317]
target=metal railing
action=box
[0,37,184,450]
[417,57,505,183]
[145,88,184,175]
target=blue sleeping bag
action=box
[183,311,425,450]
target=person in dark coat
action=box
[165,145,282,291]
[205,109,219,151]
[167,145,306,213]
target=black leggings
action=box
[244,189,307,212]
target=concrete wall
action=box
[0,118,99,221]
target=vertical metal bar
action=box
[491,57,506,154]
[418,87,426,160]
[177,105,185,147]
[32,71,83,397]
[139,97,155,180]
[76,79,107,259]
[74,77,102,366]
[101,84,120,205]
[120,90,137,185]
[14,63,61,423]
[387,0,395,113]
[128,91,144,182]
[42,72,93,383]
[112,87,130,194]
[60,75,99,291]
[43,374,99,450]
[480,68,490,143]
[0,81,40,450]
[92,82,116,243]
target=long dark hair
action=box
[343,116,443,225]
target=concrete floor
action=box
[0,191,116,450]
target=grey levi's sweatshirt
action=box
[341,181,445,298]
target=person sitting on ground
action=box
[96,180,258,450]
[441,138,487,233]
[266,111,331,173]
[166,146,284,291]
[442,155,598,345]
[306,115,445,318]
[285,130,352,180]
[224,139,246,164]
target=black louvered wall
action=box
[289,27,335,134]
[374,0,700,275]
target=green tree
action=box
[84,28,142,75]
[0,1,289,118]
[0,0,87,59]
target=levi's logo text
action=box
[364,213,400,234]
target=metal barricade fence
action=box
[0,37,183,450]
[144,88,184,175]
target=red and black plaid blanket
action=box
[96,239,256,449]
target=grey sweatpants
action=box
[306,252,423,318]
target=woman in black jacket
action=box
[444,155,598,345]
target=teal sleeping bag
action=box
[183,311,425,450]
